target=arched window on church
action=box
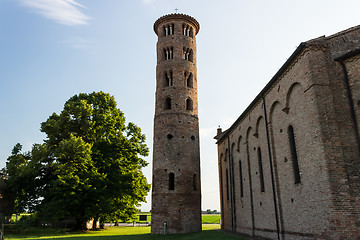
[226,169,229,201]
[258,147,265,192]
[165,97,171,110]
[239,160,244,197]
[288,125,301,184]
[193,174,197,191]
[169,173,175,190]
[186,98,193,110]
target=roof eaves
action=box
[215,42,307,144]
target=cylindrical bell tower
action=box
[151,13,201,234]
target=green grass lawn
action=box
[201,214,221,224]
[5,225,247,240]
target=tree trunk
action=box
[75,219,87,231]
[92,217,98,230]
[99,218,105,229]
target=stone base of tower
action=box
[151,193,201,234]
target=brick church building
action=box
[215,26,360,239]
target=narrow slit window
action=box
[164,49,168,60]
[169,173,175,190]
[258,147,265,192]
[169,24,173,35]
[165,97,171,110]
[183,47,192,61]
[164,71,173,87]
[170,71,173,85]
[226,169,229,201]
[186,73,193,88]
[288,125,301,184]
[193,174,197,191]
[239,160,244,197]
[164,47,173,60]
[183,47,188,60]
[183,24,187,35]
[186,98,193,110]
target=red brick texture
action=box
[151,14,201,234]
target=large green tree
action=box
[4,92,150,229]
[4,144,38,214]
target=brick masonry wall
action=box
[151,14,201,234]
[216,26,360,239]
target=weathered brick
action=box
[151,14,201,234]
[215,26,360,240]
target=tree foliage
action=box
[3,92,150,229]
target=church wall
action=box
[267,49,334,238]
[216,26,360,239]
[346,55,360,137]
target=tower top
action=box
[154,13,200,35]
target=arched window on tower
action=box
[164,24,174,36]
[169,173,175,190]
[183,47,193,62]
[182,24,193,38]
[184,72,193,88]
[164,71,173,87]
[164,47,174,60]
[186,98,193,110]
[165,97,171,110]
[170,24,174,35]
[288,125,301,184]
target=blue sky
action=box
[1,0,360,212]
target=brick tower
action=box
[151,14,201,234]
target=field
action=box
[201,214,221,224]
[5,224,247,240]
[5,214,236,240]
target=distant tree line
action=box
[203,209,219,214]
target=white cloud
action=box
[20,0,90,26]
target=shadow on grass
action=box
[7,230,246,240]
